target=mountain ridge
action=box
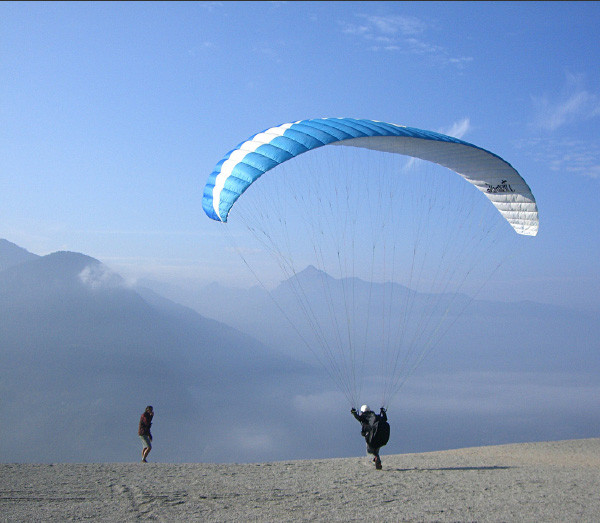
[0,238,39,271]
[2,239,598,464]
[0,239,316,463]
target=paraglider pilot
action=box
[351,405,389,469]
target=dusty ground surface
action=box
[2,438,599,522]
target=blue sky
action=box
[2,1,599,313]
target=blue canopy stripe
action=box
[203,118,538,235]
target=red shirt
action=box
[138,412,153,436]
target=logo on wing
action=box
[486,180,515,193]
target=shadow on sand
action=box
[388,465,513,472]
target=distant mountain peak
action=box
[276,265,337,290]
[0,239,39,271]
[295,265,329,279]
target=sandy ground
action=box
[1,438,599,522]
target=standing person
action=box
[351,404,389,469]
[138,405,154,463]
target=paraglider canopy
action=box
[203,118,538,236]
[202,118,538,407]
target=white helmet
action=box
[360,404,370,413]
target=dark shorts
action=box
[366,443,380,456]
[140,435,152,449]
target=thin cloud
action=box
[440,118,471,140]
[518,137,600,179]
[364,14,426,36]
[198,1,224,11]
[340,13,472,67]
[402,118,472,171]
[532,73,600,131]
[79,264,125,290]
[403,36,444,55]
[527,74,600,178]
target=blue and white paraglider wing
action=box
[203,118,538,236]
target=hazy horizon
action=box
[1,238,598,464]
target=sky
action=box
[1,1,600,314]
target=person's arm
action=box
[380,407,387,421]
[351,408,361,421]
